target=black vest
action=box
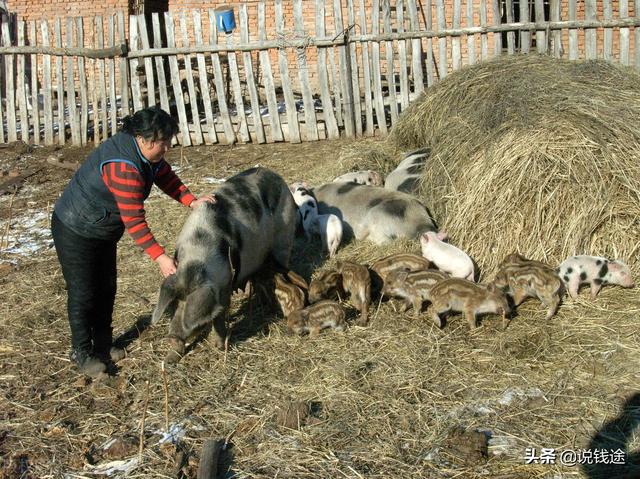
[54,132,160,241]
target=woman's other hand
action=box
[190,194,216,208]
[155,253,177,278]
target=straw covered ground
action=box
[1,55,639,479]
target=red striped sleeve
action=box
[102,162,164,260]
[154,160,196,207]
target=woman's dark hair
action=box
[121,106,179,141]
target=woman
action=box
[51,107,214,377]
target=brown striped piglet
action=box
[382,269,449,315]
[369,252,431,295]
[420,231,475,281]
[289,181,318,239]
[313,182,436,244]
[498,253,553,271]
[336,260,372,326]
[287,300,346,336]
[558,255,634,299]
[492,259,563,320]
[309,270,343,303]
[333,170,383,187]
[428,278,511,330]
[274,272,307,319]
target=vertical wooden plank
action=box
[620,0,629,65]
[491,0,502,56]
[179,11,204,145]
[275,0,301,143]
[40,20,53,145]
[0,17,5,143]
[54,18,65,145]
[466,0,476,64]
[238,4,265,143]
[208,9,235,145]
[257,2,283,142]
[603,0,613,61]
[505,0,515,54]
[151,13,170,114]
[316,0,340,139]
[534,0,546,53]
[64,18,79,145]
[193,10,217,144]
[128,15,143,112]
[396,0,410,110]
[76,18,88,145]
[2,15,17,142]
[382,0,398,124]
[107,16,118,135]
[407,0,424,96]
[223,22,249,143]
[328,40,343,126]
[425,0,435,85]
[585,0,597,59]
[88,53,99,144]
[334,0,355,137]
[137,14,155,107]
[436,0,448,78]
[452,0,462,68]
[16,21,30,143]
[568,0,578,59]
[29,20,39,144]
[550,0,562,57]
[95,17,108,141]
[164,11,191,146]
[293,0,319,141]
[117,12,130,118]
[479,0,489,60]
[347,0,362,136]
[370,0,387,135]
[520,0,530,53]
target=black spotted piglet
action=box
[558,255,634,299]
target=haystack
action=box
[388,54,640,278]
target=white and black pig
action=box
[289,181,318,239]
[312,182,436,245]
[384,147,430,194]
[558,255,634,299]
[152,167,297,362]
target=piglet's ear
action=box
[302,181,309,188]
[436,231,448,241]
[421,233,430,242]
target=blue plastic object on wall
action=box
[215,7,236,34]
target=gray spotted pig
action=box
[384,148,430,194]
[289,181,318,239]
[333,170,383,187]
[558,255,634,299]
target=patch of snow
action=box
[201,176,226,184]
[154,422,187,445]
[0,210,52,259]
[83,457,140,476]
[498,387,545,406]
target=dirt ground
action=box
[0,139,638,479]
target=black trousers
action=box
[51,212,119,357]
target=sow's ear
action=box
[436,231,448,241]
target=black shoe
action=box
[70,349,107,378]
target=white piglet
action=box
[314,213,343,258]
[558,255,634,299]
[420,231,475,281]
[290,182,318,239]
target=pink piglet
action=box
[420,231,475,282]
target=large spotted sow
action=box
[151,167,297,362]
[312,182,436,244]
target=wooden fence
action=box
[1,0,640,147]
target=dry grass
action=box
[0,62,639,478]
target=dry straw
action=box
[384,54,640,277]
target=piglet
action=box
[336,260,371,325]
[558,255,634,299]
[420,231,475,281]
[289,181,318,239]
[333,170,383,186]
[313,213,343,258]
[287,300,346,336]
[369,252,432,295]
[274,272,306,319]
[309,270,343,303]
[382,269,448,314]
[428,278,511,330]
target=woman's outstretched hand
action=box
[190,194,216,208]
[155,253,177,278]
